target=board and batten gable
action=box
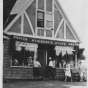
[4,0,81,43]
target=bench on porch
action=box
[39,68,80,81]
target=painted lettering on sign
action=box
[13,36,79,46]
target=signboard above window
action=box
[13,36,79,46]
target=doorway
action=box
[47,49,55,65]
[38,44,55,67]
[37,50,46,67]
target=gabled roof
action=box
[10,0,31,14]
[3,0,81,43]
[3,0,33,29]
[55,0,81,42]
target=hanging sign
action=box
[13,36,79,46]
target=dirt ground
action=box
[3,80,87,88]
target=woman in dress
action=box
[79,62,84,81]
[65,61,72,81]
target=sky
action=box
[59,0,88,57]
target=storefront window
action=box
[11,41,37,67]
[55,46,75,68]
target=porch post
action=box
[46,50,47,65]
[75,46,78,69]
[75,53,77,69]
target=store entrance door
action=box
[37,50,46,67]
[38,44,55,67]
[47,50,55,65]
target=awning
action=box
[55,46,75,55]
[55,46,75,51]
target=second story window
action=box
[46,12,53,29]
[37,11,44,28]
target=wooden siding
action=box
[54,8,62,34]
[3,39,11,67]
[3,67,33,79]
[56,21,64,38]
[46,30,52,37]
[37,29,44,36]
[46,0,52,12]
[26,0,36,33]
[3,39,65,80]
[8,17,21,33]
[23,14,33,35]
[3,39,34,79]
[66,24,75,40]
[56,69,65,80]
[38,0,44,10]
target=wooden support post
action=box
[75,53,77,69]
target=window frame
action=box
[55,50,75,69]
[36,0,54,30]
[10,41,37,68]
[37,11,44,28]
[45,12,53,29]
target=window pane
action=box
[37,12,44,19]
[25,49,34,67]
[37,29,44,36]
[12,47,24,66]
[46,30,52,37]
[46,13,52,21]
[55,50,75,68]
[37,12,44,27]
[46,20,52,28]
[46,13,53,28]
[37,19,44,27]
[11,41,35,67]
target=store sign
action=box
[13,36,79,46]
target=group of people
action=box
[33,57,55,80]
[65,61,85,82]
[33,57,85,82]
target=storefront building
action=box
[3,0,81,79]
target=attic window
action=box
[46,12,53,28]
[37,11,44,27]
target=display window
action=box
[55,46,75,69]
[11,41,37,67]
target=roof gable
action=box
[55,0,81,42]
[4,0,81,43]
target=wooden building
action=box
[3,0,81,80]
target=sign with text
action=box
[13,36,79,46]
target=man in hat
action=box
[47,57,55,80]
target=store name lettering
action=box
[13,36,78,46]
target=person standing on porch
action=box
[33,59,41,80]
[47,57,55,80]
[65,61,72,81]
[79,62,84,82]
